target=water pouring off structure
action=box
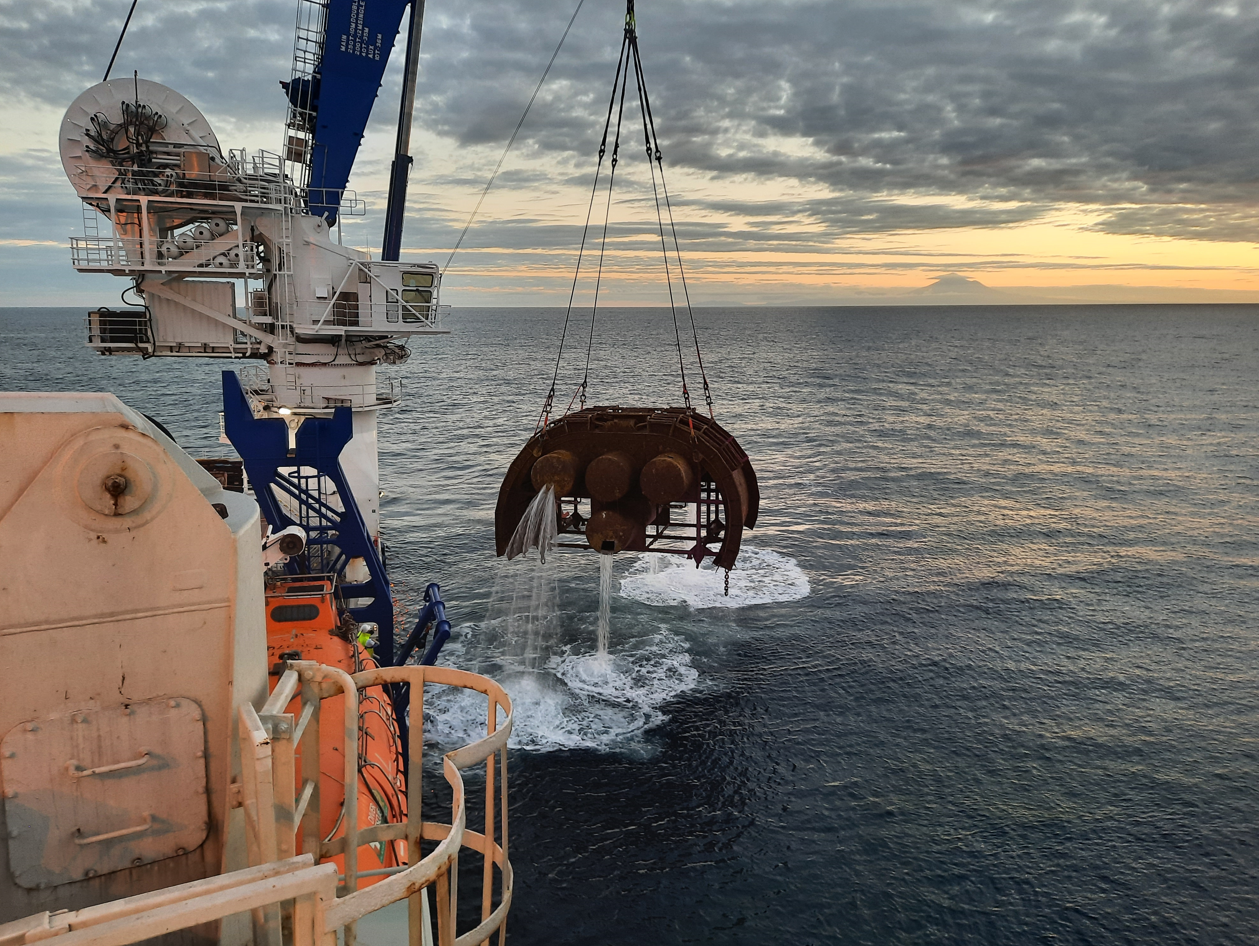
[505,484,559,563]
[597,554,614,656]
[492,1,760,654]
[497,408,759,568]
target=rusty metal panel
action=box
[2,699,210,890]
[495,406,760,570]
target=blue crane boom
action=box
[306,0,413,223]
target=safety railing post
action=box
[407,679,426,946]
[499,717,509,946]
[238,703,283,946]
[260,708,297,941]
[482,692,496,939]
[261,712,297,859]
[298,672,323,864]
[293,664,360,946]
[435,867,452,946]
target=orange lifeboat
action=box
[264,576,407,881]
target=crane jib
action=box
[308,0,412,223]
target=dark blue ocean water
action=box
[3,304,1258,945]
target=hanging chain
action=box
[538,27,629,431]
[629,21,690,413]
[541,0,717,425]
[724,568,730,597]
[630,30,715,418]
[580,27,632,411]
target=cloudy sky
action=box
[3,0,1259,305]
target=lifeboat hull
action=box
[264,578,407,883]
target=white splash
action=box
[424,625,697,752]
[619,546,810,609]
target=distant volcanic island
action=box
[909,273,1009,299]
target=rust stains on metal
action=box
[640,451,694,503]
[496,406,759,570]
[584,451,634,503]
[529,449,578,495]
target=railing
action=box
[308,188,367,216]
[0,856,336,946]
[378,378,403,406]
[72,160,290,205]
[239,364,273,400]
[72,156,364,217]
[245,662,513,946]
[85,310,151,354]
[295,300,444,334]
[70,236,264,274]
[1,662,513,946]
[288,261,445,335]
[70,237,145,270]
[237,374,404,412]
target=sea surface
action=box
[3,304,1258,945]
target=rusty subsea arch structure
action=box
[495,406,758,570]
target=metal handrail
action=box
[3,663,512,946]
[70,161,293,205]
[70,236,263,273]
[253,661,513,946]
[0,856,336,946]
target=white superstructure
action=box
[60,77,447,539]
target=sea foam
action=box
[619,545,810,609]
[423,623,697,752]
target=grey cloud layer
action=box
[421,0,1259,240]
[4,0,1257,243]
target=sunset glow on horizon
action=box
[3,0,1259,306]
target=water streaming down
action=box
[493,484,559,669]
[596,553,613,655]
[504,483,557,562]
[505,484,616,657]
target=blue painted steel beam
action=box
[221,371,398,661]
[308,0,413,223]
[392,582,452,773]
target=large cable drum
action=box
[495,407,758,570]
[60,78,222,200]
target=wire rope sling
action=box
[494,0,758,577]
